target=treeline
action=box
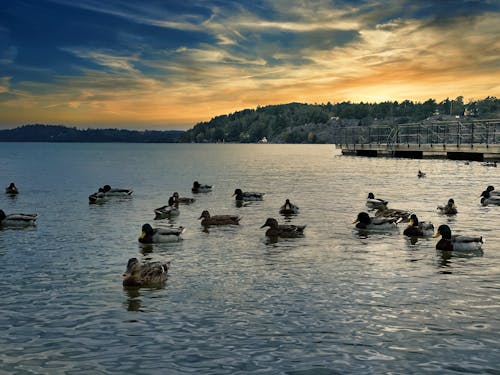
[0,124,184,142]
[181,96,499,143]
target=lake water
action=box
[1,143,499,374]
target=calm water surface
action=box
[1,143,499,374]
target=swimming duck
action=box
[437,198,458,215]
[0,210,38,226]
[154,205,180,219]
[480,190,500,206]
[5,182,19,195]
[418,170,426,178]
[434,224,484,251]
[279,199,300,215]
[192,181,212,193]
[482,161,497,167]
[122,257,171,287]
[138,223,185,243]
[198,210,240,226]
[233,188,265,201]
[260,217,306,238]
[101,184,133,196]
[403,214,434,237]
[365,192,388,210]
[374,207,411,222]
[485,186,500,196]
[173,192,195,204]
[353,212,398,230]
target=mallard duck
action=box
[403,214,434,237]
[437,198,458,215]
[0,209,38,226]
[173,192,195,204]
[434,224,484,251]
[154,205,180,219]
[138,223,185,243]
[122,257,171,287]
[353,212,398,230]
[192,181,212,193]
[101,184,133,196]
[418,170,426,178]
[198,210,240,226]
[279,199,299,215]
[233,188,265,201]
[480,190,500,206]
[365,192,388,210]
[485,186,500,196]
[5,182,19,195]
[260,217,306,238]
[374,207,411,222]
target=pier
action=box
[334,119,500,161]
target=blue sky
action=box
[0,0,498,129]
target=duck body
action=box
[480,190,500,206]
[354,212,398,230]
[0,210,38,226]
[233,188,264,201]
[365,193,388,210]
[279,199,299,215]
[198,210,240,226]
[101,184,133,196]
[139,223,185,243]
[5,183,19,195]
[485,186,500,196]
[374,207,411,223]
[122,257,170,287]
[434,224,483,251]
[437,199,457,215]
[403,214,434,237]
[261,217,306,238]
[154,205,180,219]
[192,181,212,193]
[173,192,195,204]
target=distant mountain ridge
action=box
[0,124,184,142]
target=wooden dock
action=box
[335,119,500,161]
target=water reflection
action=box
[124,287,142,312]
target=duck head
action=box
[103,184,112,192]
[261,218,279,229]
[139,223,154,243]
[447,198,455,208]
[193,181,200,189]
[353,212,371,225]
[434,224,452,240]
[0,209,6,221]
[367,192,375,199]
[233,189,243,199]
[487,185,495,192]
[408,214,419,227]
[198,210,211,219]
[123,258,141,286]
[284,199,291,210]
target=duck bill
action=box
[139,231,146,240]
[260,223,268,228]
[408,219,414,226]
[433,231,441,238]
[352,219,359,224]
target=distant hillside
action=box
[181,97,499,143]
[0,124,184,143]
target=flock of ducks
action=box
[355,183,497,252]
[3,176,497,287]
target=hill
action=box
[0,124,184,143]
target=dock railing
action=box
[334,119,500,146]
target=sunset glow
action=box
[1,1,499,129]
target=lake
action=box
[0,143,499,374]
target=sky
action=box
[0,0,499,130]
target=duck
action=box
[172,192,195,205]
[122,257,171,287]
[374,207,411,223]
[482,161,497,167]
[437,198,458,215]
[480,190,500,206]
[279,199,299,215]
[5,182,19,195]
[233,188,265,201]
[403,214,434,237]
[418,170,426,178]
[0,209,38,226]
[434,224,484,251]
[260,217,306,238]
[100,184,133,196]
[192,181,212,193]
[485,185,500,196]
[365,192,388,210]
[154,205,180,219]
[353,212,398,230]
[138,223,185,243]
[198,210,240,226]
[88,189,107,204]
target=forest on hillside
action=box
[181,96,499,144]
